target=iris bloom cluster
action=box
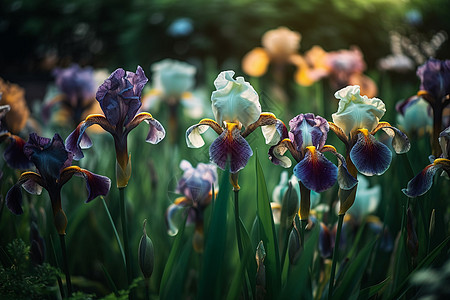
[6,133,111,235]
[66,66,165,188]
[166,160,217,252]
[403,126,450,197]
[186,70,278,189]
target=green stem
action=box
[59,234,73,297]
[120,187,132,289]
[328,214,345,300]
[102,197,126,266]
[233,190,249,300]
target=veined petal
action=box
[209,123,253,173]
[211,70,261,128]
[242,47,270,77]
[60,166,111,202]
[125,112,166,144]
[268,139,293,168]
[350,131,392,176]
[322,145,358,190]
[293,146,338,193]
[372,122,411,154]
[66,114,113,160]
[3,135,31,169]
[186,119,222,148]
[403,159,450,197]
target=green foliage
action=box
[0,239,60,299]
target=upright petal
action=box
[126,66,148,98]
[293,146,338,193]
[417,58,450,101]
[289,113,329,151]
[209,124,253,173]
[151,59,196,97]
[350,131,392,176]
[211,71,261,128]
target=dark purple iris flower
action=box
[6,133,111,235]
[417,58,450,101]
[268,113,357,193]
[66,66,165,188]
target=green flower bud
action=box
[138,220,154,279]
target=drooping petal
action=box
[372,122,411,154]
[268,139,293,168]
[3,135,32,169]
[242,112,278,140]
[293,146,338,193]
[165,200,189,236]
[321,145,358,190]
[403,159,450,197]
[242,47,270,77]
[209,124,253,173]
[66,114,113,160]
[186,119,223,148]
[440,127,450,159]
[24,133,70,181]
[258,117,288,145]
[125,112,166,144]
[6,184,23,215]
[350,131,392,176]
[211,70,261,128]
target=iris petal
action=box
[75,168,111,202]
[6,184,23,215]
[350,133,392,176]
[209,126,253,173]
[186,124,210,148]
[268,143,292,168]
[321,145,358,190]
[3,135,31,169]
[145,118,166,144]
[293,148,338,193]
[403,160,450,197]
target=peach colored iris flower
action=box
[0,78,30,134]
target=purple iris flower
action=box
[403,126,450,197]
[6,133,111,235]
[66,66,165,188]
[417,58,450,101]
[165,160,217,252]
[268,113,357,193]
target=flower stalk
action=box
[119,187,133,289]
[327,213,344,300]
[59,234,72,297]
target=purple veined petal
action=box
[6,184,23,215]
[126,66,148,98]
[66,167,111,202]
[350,132,392,176]
[24,133,70,181]
[96,68,126,101]
[209,124,253,173]
[145,118,166,144]
[3,135,32,170]
[293,147,338,193]
[402,160,450,197]
[289,113,329,151]
[66,121,92,160]
[322,145,358,190]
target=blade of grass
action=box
[101,197,126,267]
[101,264,120,297]
[255,151,281,298]
[357,277,390,300]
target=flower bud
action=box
[138,220,154,279]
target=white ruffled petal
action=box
[186,124,210,148]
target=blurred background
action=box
[1,0,449,104]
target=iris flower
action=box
[166,160,217,252]
[396,95,432,136]
[66,66,166,188]
[267,113,357,194]
[44,64,103,127]
[6,133,111,235]
[330,86,410,175]
[403,126,450,197]
[186,70,278,189]
[415,58,450,156]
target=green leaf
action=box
[239,217,257,294]
[197,169,231,299]
[333,239,377,299]
[255,151,281,298]
[278,224,319,300]
[159,214,188,294]
[357,277,390,300]
[387,236,450,300]
[101,197,126,267]
[100,264,119,297]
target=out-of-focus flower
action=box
[414,58,450,156]
[6,133,111,235]
[396,95,432,136]
[290,46,329,87]
[403,126,450,197]
[167,18,194,37]
[378,54,415,73]
[66,66,165,188]
[186,70,278,189]
[165,160,217,252]
[0,101,31,170]
[0,78,30,134]
[326,46,378,98]
[44,64,104,127]
[345,175,381,219]
[329,85,410,214]
[267,113,357,194]
[242,27,301,77]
